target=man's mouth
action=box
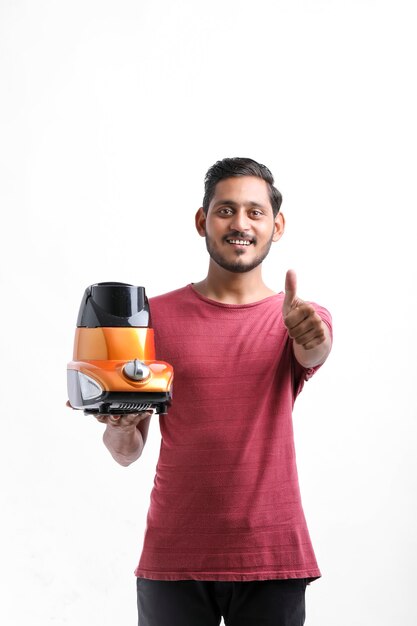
[225,238,253,247]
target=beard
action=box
[205,230,274,274]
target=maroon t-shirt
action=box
[135,285,332,581]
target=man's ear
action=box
[272,212,285,242]
[195,207,207,237]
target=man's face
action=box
[196,176,284,274]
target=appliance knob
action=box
[123,359,150,381]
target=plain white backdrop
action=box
[1,1,416,624]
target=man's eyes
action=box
[217,208,264,217]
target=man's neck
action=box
[192,262,277,305]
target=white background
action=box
[1,1,416,624]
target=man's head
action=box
[196,157,285,274]
[202,157,283,217]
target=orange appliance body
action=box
[67,283,173,415]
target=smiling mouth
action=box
[226,238,253,246]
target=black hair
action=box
[202,157,283,216]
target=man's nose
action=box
[229,209,250,232]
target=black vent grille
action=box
[112,402,153,411]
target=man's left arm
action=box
[282,269,332,369]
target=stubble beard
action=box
[205,232,274,274]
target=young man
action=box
[99,158,332,626]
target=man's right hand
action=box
[97,411,154,466]
[94,411,153,431]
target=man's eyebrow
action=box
[212,199,266,209]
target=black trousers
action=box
[137,578,307,626]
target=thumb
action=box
[283,269,297,314]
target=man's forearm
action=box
[103,425,144,467]
[293,322,332,369]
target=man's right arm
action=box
[98,412,153,466]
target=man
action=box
[99,157,332,626]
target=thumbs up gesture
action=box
[282,270,326,351]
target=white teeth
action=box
[228,239,251,246]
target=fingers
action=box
[283,269,297,311]
[284,303,325,349]
[282,269,303,318]
[94,411,153,427]
[108,414,122,425]
[94,414,108,424]
[292,324,326,349]
[284,302,316,331]
[285,269,297,301]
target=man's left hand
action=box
[282,269,326,351]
